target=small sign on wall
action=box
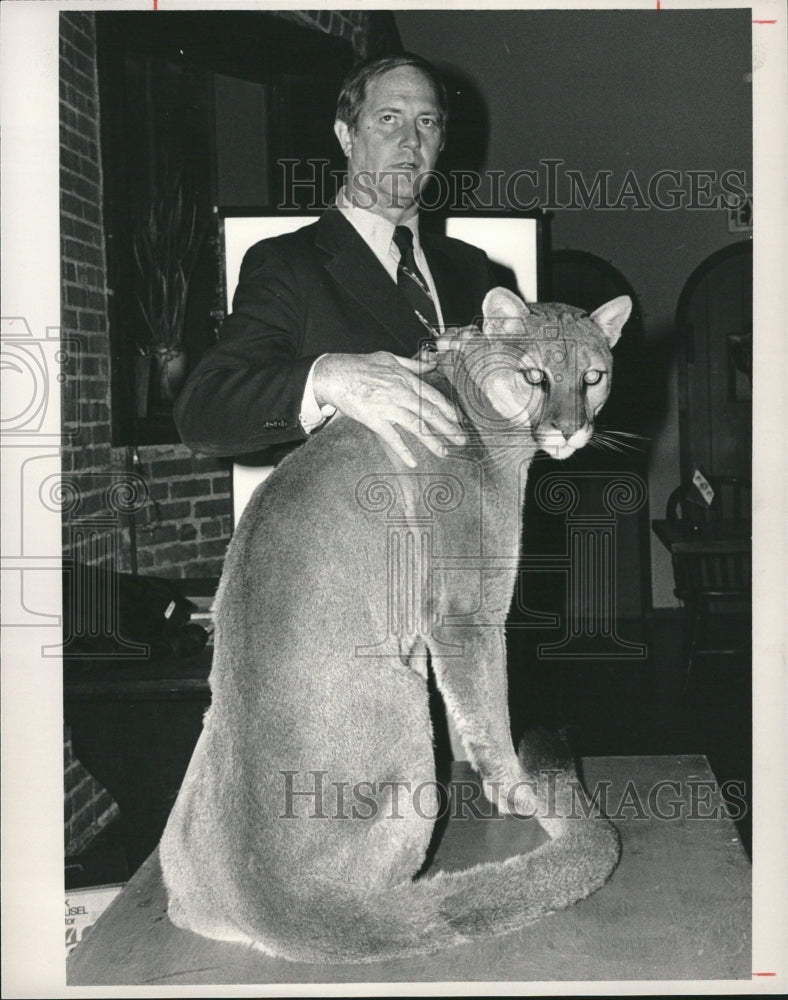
[691,469,715,507]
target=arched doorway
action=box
[674,241,752,481]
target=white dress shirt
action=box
[298,190,445,432]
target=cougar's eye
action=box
[521,367,545,386]
[583,370,603,385]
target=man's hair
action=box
[335,52,448,132]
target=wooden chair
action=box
[665,476,751,682]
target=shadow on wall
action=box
[419,64,491,214]
[440,64,490,177]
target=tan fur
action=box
[159,288,631,963]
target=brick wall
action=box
[59,10,232,578]
[60,10,113,554]
[59,11,232,855]
[64,724,119,856]
[132,446,231,577]
[277,9,401,58]
[281,9,367,51]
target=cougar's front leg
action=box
[428,626,541,822]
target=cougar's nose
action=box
[551,417,581,439]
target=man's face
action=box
[335,65,445,221]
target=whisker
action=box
[601,441,636,454]
[596,433,638,452]
[596,429,651,441]
[593,431,645,453]
[594,438,625,453]
[473,444,518,471]
[595,431,635,442]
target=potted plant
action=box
[132,170,206,415]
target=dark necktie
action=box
[392,225,439,335]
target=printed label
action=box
[692,469,715,507]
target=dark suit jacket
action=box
[174,207,493,457]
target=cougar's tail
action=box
[244,736,620,965]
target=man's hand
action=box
[433,324,481,354]
[312,351,467,468]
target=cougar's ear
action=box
[589,296,632,348]
[482,287,530,340]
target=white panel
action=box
[223,215,319,311]
[232,463,275,527]
[445,216,539,303]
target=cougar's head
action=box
[454,287,631,460]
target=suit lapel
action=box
[315,208,429,355]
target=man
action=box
[175,53,493,468]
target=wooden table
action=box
[651,518,751,556]
[64,648,213,873]
[67,755,751,985]
[64,648,213,702]
[651,518,751,668]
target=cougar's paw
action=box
[478,777,512,816]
